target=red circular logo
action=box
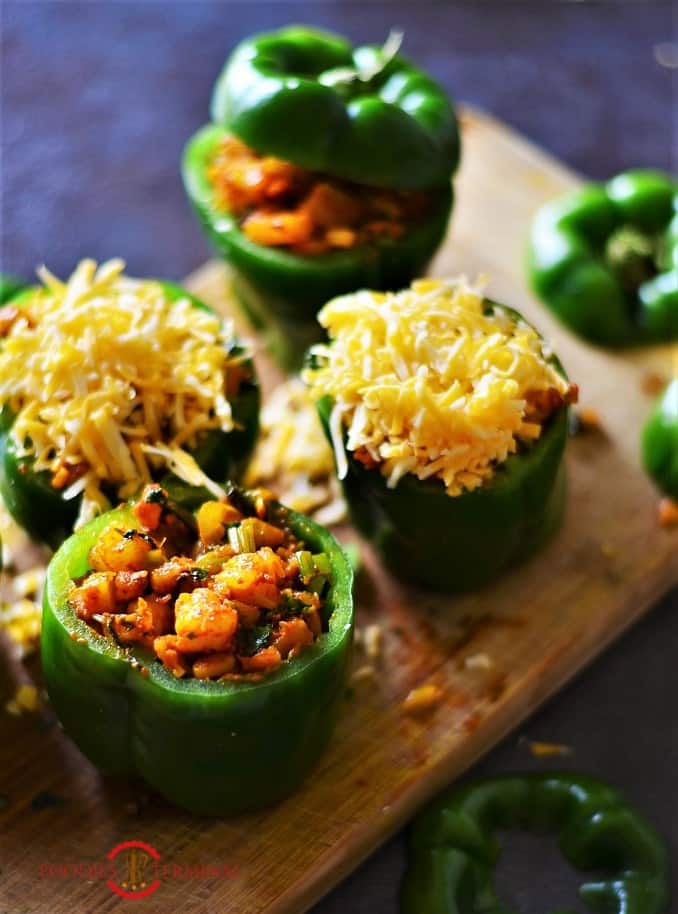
[106,840,161,900]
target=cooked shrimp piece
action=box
[214,548,286,609]
[192,652,236,680]
[239,646,282,673]
[197,500,243,546]
[69,572,117,620]
[113,570,149,602]
[150,557,199,595]
[273,618,314,659]
[174,589,238,653]
[154,635,190,678]
[89,526,155,572]
[111,594,172,646]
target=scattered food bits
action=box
[641,372,667,396]
[600,542,617,559]
[351,664,376,684]
[658,498,678,528]
[570,407,603,435]
[524,739,572,759]
[402,684,444,716]
[5,684,41,716]
[363,624,382,660]
[0,598,42,657]
[464,652,493,671]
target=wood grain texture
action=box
[0,107,675,914]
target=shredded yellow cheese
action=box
[0,259,248,527]
[245,378,345,525]
[304,277,570,496]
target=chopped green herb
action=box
[237,624,273,657]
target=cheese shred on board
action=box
[0,258,247,527]
[304,278,573,496]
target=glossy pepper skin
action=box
[528,170,678,346]
[315,305,569,593]
[0,275,25,304]
[210,26,460,191]
[642,378,678,499]
[401,774,669,914]
[183,25,459,371]
[41,490,353,816]
[0,282,259,550]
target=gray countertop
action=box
[1,2,676,911]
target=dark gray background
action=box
[1,2,676,911]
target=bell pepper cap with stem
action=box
[41,491,353,816]
[401,773,669,914]
[642,377,678,499]
[182,123,453,371]
[528,170,678,347]
[0,281,260,550]
[313,303,570,594]
[210,25,460,191]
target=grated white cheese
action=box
[0,259,249,526]
[303,277,570,496]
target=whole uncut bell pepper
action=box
[401,773,669,914]
[0,282,259,550]
[642,378,678,499]
[528,170,678,346]
[183,26,459,370]
[315,304,570,594]
[41,489,353,815]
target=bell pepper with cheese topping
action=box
[183,25,458,370]
[304,278,577,592]
[41,485,353,815]
[0,260,259,549]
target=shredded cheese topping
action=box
[303,278,571,496]
[245,378,345,526]
[0,258,247,527]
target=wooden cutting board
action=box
[0,107,676,914]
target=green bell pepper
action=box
[315,303,570,593]
[528,170,678,346]
[41,489,353,815]
[0,282,259,550]
[210,26,460,191]
[642,378,678,499]
[0,274,25,304]
[183,126,453,372]
[183,25,459,371]
[401,773,669,914]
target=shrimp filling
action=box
[207,134,432,256]
[68,486,330,680]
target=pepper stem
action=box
[604,226,659,292]
[318,29,404,91]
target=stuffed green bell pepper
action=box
[0,274,25,305]
[642,378,678,500]
[183,25,459,370]
[0,259,259,549]
[304,278,578,593]
[401,773,670,914]
[528,169,678,346]
[42,483,353,815]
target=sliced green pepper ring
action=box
[182,124,453,371]
[0,281,259,549]
[314,302,570,594]
[401,774,670,914]
[642,378,678,499]
[41,489,353,816]
[528,170,678,347]
[210,25,460,191]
